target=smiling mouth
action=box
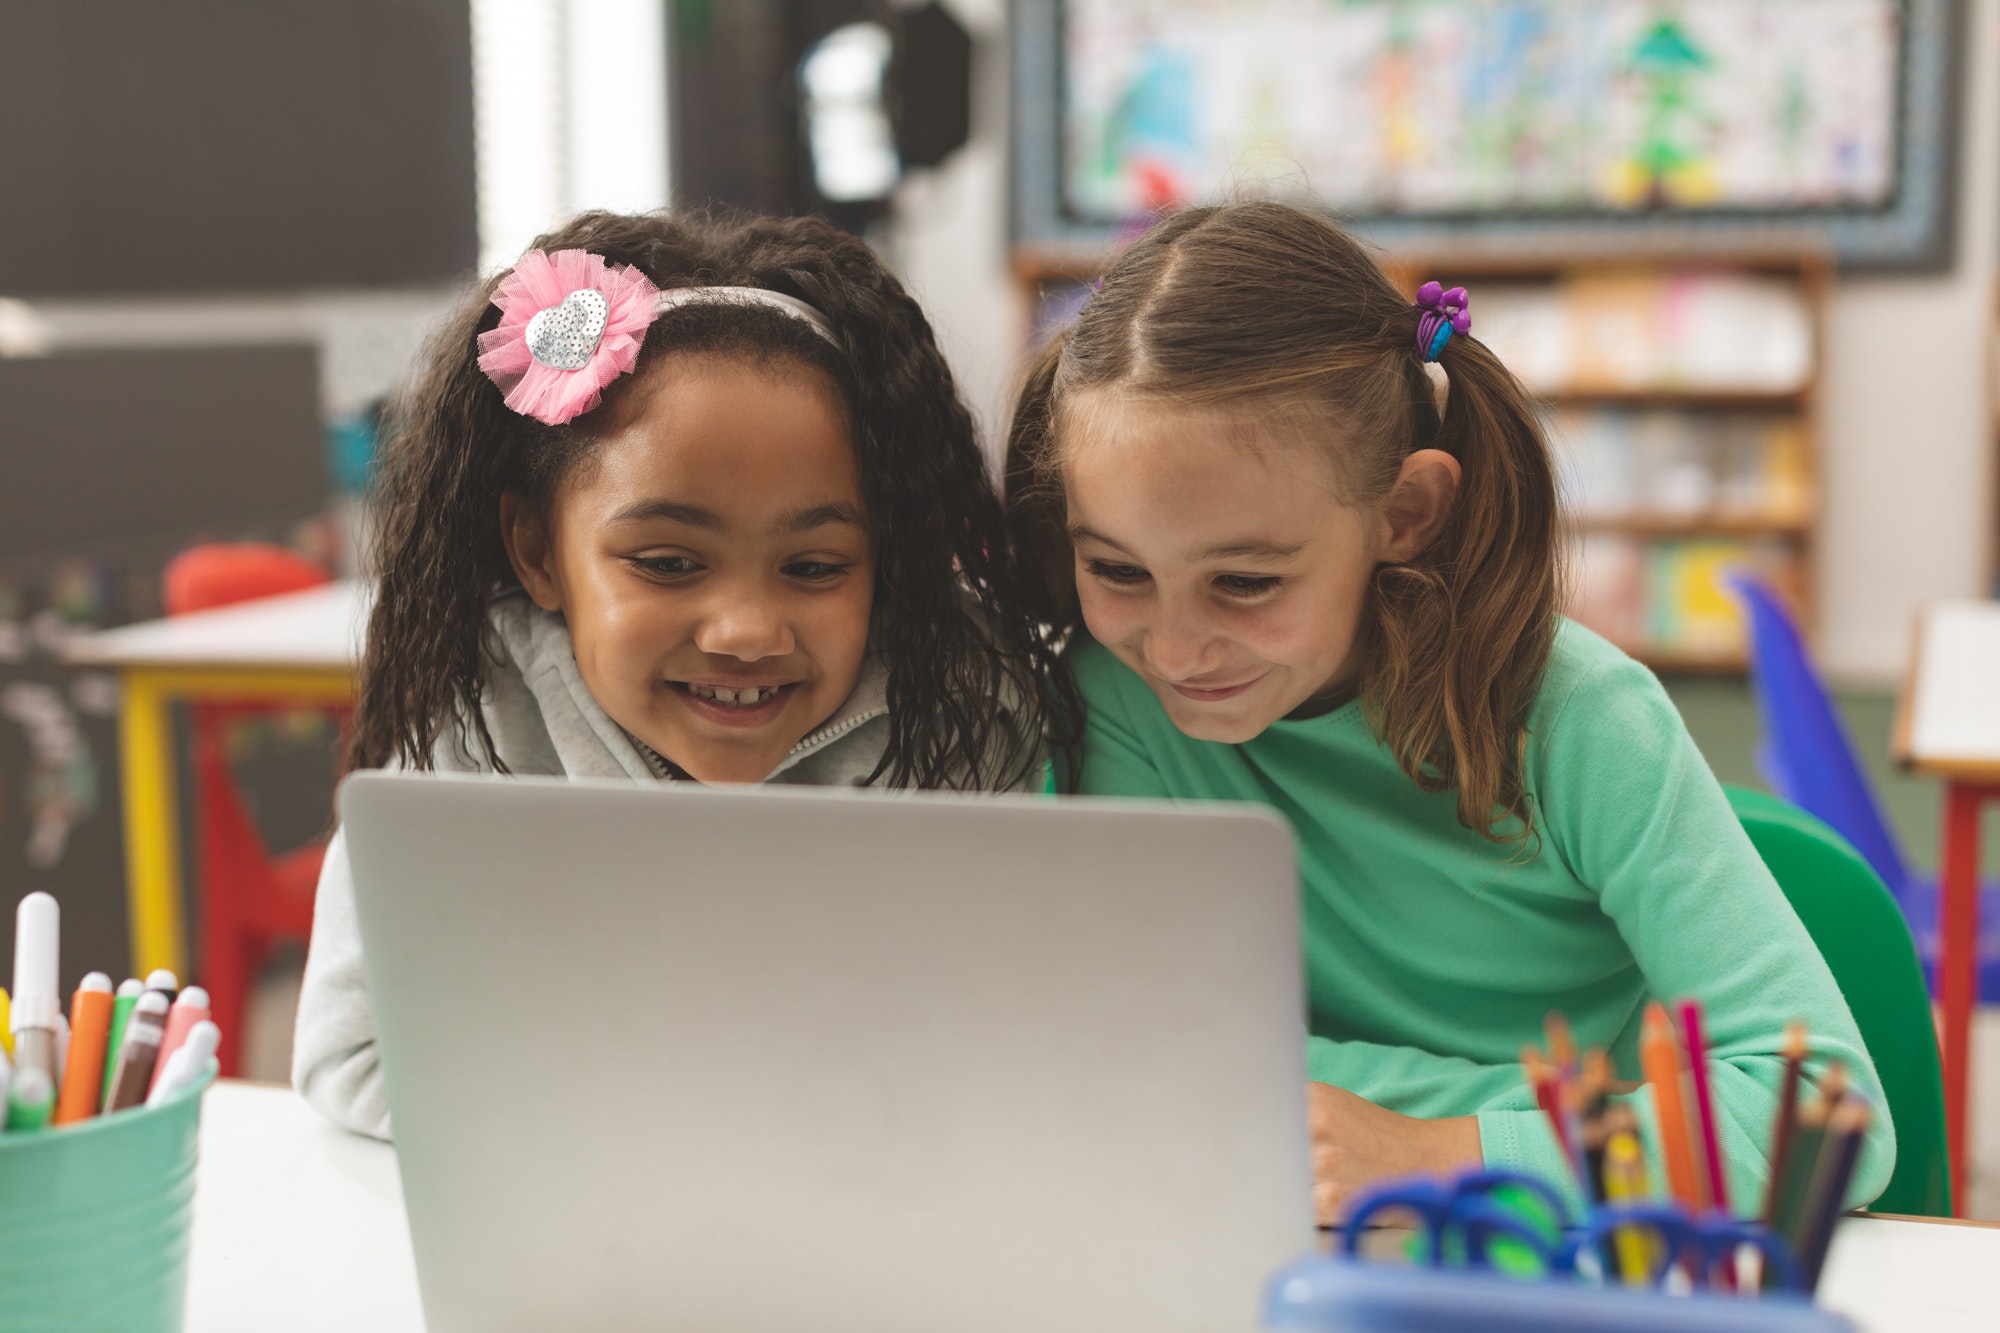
[673,681,797,709]
[1165,673,1266,702]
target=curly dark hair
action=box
[351,208,1055,791]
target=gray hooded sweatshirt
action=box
[294,591,1022,1139]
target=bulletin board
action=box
[1011,0,1965,269]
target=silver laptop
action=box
[341,771,1314,1333]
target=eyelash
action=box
[1085,559,1148,586]
[1214,574,1282,599]
[1084,560,1283,601]
[630,556,853,583]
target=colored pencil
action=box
[1770,1094,1831,1242]
[1795,1099,1870,1292]
[1677,1000,1729,1212]
[1545,1011,1578,1076]
[1601,1128,1654,1285]
[1640,1003,1704,1209]
[1523,1046,1569,1150]
[1761,1022,1810,1224]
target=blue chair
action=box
[1728,573,2000,1001]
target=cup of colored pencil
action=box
[1523,1003,1869,1295]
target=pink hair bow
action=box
[476,249,662,426]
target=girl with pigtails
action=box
[1005,202,1894,1225]
[296,210,1056,1139]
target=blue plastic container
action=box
[1264,1256,1856,1332]
[0,1063,216,1333]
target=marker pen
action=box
[5,1067,53,1133]
[101,979,144,1108]
[105,991,169,1113]
[54,973,114,1125]
[144,969,178,1006]
[146,1021,220,1107]
[149,985,210,1096]
[53,1011,69,1087]
[0,985,12,1059]
[10,893,59,1087]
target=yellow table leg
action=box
[119,671,187,980]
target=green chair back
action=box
[1725,784,1950,1216]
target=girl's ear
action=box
[1375,448,1463,564]
[499,494,564,611]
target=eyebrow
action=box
[608,498,866,535]
[1068,524,1303,562]
[778,501,867,534]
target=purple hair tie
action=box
[1413,281,1470,363]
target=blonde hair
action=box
[1005,202,1560,843]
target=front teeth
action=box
[686,683,779,707]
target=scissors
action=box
[1341,1170,1805,1293]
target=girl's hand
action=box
[1307,1082,1482,1225]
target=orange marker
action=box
[1640,1002,1704,1209]
[149,986,211,1097]
[53,972,114,1124]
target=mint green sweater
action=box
[1068,619,1893,1214]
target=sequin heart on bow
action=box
[525,288,612,371]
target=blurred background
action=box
[0,0,1996,1211]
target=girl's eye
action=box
[1214,574,1282,599]
[1085,559,1150,586]
[784,560,852,582]
[633,555,702,578]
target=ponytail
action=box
[1365,333,1559,841]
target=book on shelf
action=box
[1478,271,1813,397]
[1548,409,1810,527]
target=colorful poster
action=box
[1065,0,1900,221]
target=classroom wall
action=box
[892,0,2000,685]
[1818,0,2000,681]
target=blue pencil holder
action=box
[0,1063,216,1333]
[1263,1258,1856,1332]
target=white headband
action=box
[653,286,840,346]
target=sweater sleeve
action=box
[291,827,392,1140]
[1530,648,1896,1214]
[1306,1034,1590,1213]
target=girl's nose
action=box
[1143,616,1219,682]
[693,593,796,661]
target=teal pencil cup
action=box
[0,1062,216,1333]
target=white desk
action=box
[65,580,369,674]
[187,1082,2000,1332]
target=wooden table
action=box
[62,582,367,980]
[1895,600,2000,1216]
[186,1081,2000,1331]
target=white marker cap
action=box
[132,991,169,1018]
[11,893,58,1030]
[146,1021,221,1107]
[172,985,210,1012]
[144,969,178,992]
[116,978,145,998]
[78,972,112,994]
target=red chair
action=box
[162,543,345,1076]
